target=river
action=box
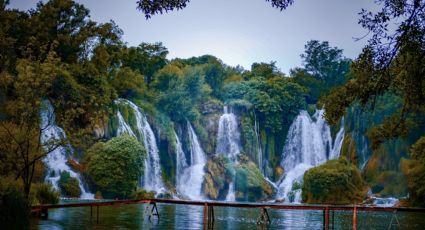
[31,200,425,229]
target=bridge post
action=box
[41,208,48,219]
[145,201,160,222]
[256,207,271,226]
[332,209,335,230]
[203,203,214,229]
[322,206,329,230]
[208,205,215,228]
[96,205,99,224]
[352,205,356,230]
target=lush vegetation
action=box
[0,2,424,224]
[302,158,365,204]
[84,135,146,199]
[58,171,81,198]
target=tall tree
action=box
[122,42,168,85]
[0,52,62,198]
[322,0,425,205]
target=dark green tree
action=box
[122,42,168,85]
[84,135,145,199]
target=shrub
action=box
[58,171,81,198]
[302,158,365,204]
[133,189,155,199]
[30,183,60,205]
[0,177,29,229]
[85,135,146,199]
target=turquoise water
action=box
[31,201,425,229]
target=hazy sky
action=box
[9,0,377,74]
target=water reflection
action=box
[31,201,425,230]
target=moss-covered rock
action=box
[58,171,81,198]
[202,155,233,200]
[234,155,273,201]
[302,158,366,204]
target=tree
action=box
[321,0,425,205]
[0,53,62,199]
[136,0,294,19]
[291,40,351,104]
[403,137,425,206]
[323,0,425,143]
[84,135,145,199]
[122,42,169,85]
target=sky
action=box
[9,0,377,74]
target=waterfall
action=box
[175,132,188,195]
[40,101,94,199]
[116,111,135,137]
[277,109,344,203]
[216,106,241,161]
[216,105,241,201]
[115,99,165,194]
[175,123,207,200]
[254,112,263,175]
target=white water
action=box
[116,111,135,137]
[216,106,242,201]
[277,109,344,203]
[115,99,165,194]
[254,112,264,175]
[40,101,94,199]
[372,197,399,207]
[175,123,207,200]
[226,182,236,201]
[216,106,241,161]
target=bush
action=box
[58,171,81,198]
[85,135,146,199]
[0,177,29,229]
[302,158,365,204]
[403,137,425,207]
[133,189,155,199]
[30,183,60,205]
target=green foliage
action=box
[302,158,365,204]
[122,42,168,85]
[133,188,155,199]
[403,137,425,207]
[136,0,294,18]
[58,171,81,198]
[155,64,208,122]
[291,40,351,104]
[0,177,29,229]
[30,183,60,205]
[85,135,145,199]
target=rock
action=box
[67,159,83,173]
[200,100,223,115]
[234,159,274,201]
[202,155,233,200]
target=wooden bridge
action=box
[32,198,425,229]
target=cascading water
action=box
[216,105,241,201]
[175,123,207,200]
[216,106,241,161]
[116,111,135,137]
[277,109,344,203]
[40,101,94,199]
[115,99,165,194]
